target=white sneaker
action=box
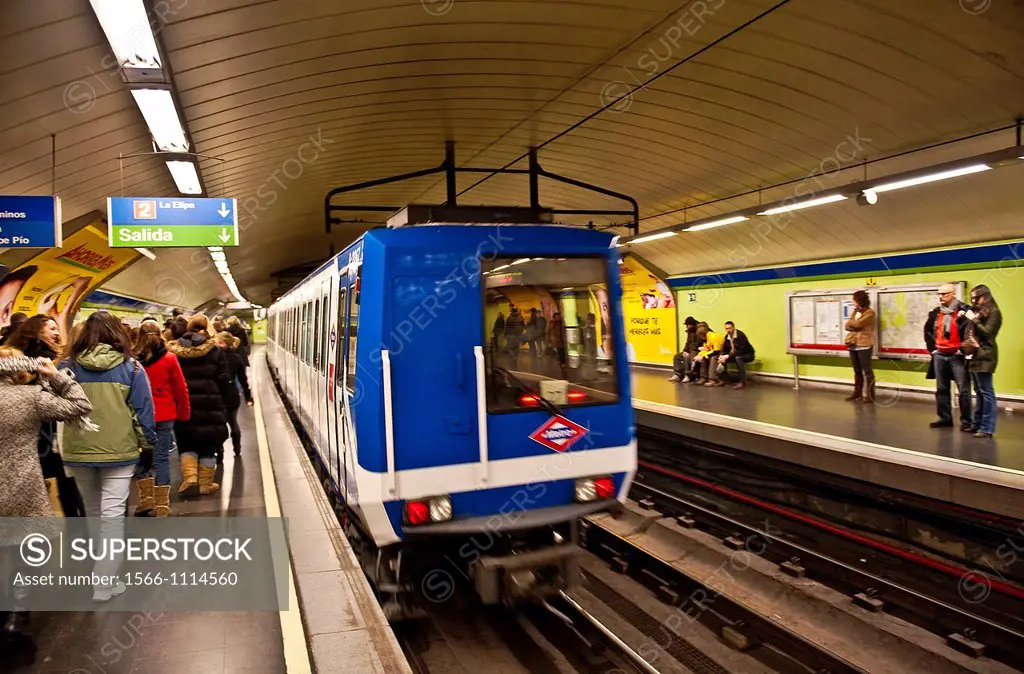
[668,375,681,382]
[681,376,691,383]
[92,581,126,603]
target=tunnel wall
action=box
[669,240,1024,397]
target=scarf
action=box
[0,356,100,433]
[938,303,957,339]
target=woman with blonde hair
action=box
[166,314,231,494]
[225,315,250,365]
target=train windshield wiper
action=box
[493,366,565,417]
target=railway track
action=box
[626,458,1024,672]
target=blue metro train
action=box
[266,212,636,617]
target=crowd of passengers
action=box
[668,283,1002,439]
[0,309,252,665]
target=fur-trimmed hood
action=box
[167,332,217,360]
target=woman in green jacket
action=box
[61,312,157,602]
[967,284,1001,438]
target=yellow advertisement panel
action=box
[620,255,678,364]
[0,224,140,336]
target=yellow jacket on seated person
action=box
[698,331,725,357]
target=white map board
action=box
[787,290,860,357]
[876,282,964,361]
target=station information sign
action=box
[0,195,63,248]
[107,197,239,248]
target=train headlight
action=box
[575,476,615,502]
[575,478,596,502]
[428,495,453,523]
[404,495,453,526]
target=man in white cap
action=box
[923,282,972,430]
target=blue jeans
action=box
[971,372,997,435]
[933,352,971,425]
[154,420,174,485]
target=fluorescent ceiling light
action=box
[866,164,991,194]
[135,247,156,260]
[88,0,161,69]
[629,231,677,244]
[133,89,189,152]
[207,246,223,252]
[209,251,226,262]
[511,258,532,266]
[165,160,201,195]
[685,215,749,232]
[215,261,230,273]
[758,194,847,216]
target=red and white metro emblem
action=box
[529,415,588,453]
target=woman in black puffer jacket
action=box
[166,314,231,497]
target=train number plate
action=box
[529,415,588,453]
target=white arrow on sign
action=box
[218,227,231,243]
[218,202,231,218]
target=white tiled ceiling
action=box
[2,0,1023,304]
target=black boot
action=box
[846,373,863,401]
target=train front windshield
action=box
[482,256,619,412]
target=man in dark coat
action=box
[923,283,972,430]
[719,321,756,389]
[669,316,700,383]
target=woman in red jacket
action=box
[134,321,190,516]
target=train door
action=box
[318,278,332,468]
[331,285,348,497]
[312,292,324,449]
[388,274,479,471]
[299,299,309,426]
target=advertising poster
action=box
[619,255,678,364]
[0,224,140,336]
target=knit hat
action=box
[0,356,100,433]
[684,316,697,326]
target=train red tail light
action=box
[405,500,429,525]
[575,475,616,502]
[567,389,587,403]
[404,495,453,525]
[594,476,615,499]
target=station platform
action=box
[11,349,409,674]
[631,366,1024,520]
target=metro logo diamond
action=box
[528,415,588,453]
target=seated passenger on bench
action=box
[718,321,755,390]
[669,316,700,383]
[692,323,725,387]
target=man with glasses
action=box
[924,283,972,431]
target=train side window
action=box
[305,302,313,365]
[313,298,321,370]
[320,289,329,375]
[336,287,347,387]
[345,288,358,391]
[291,308,297,356]
[301,303,309,364]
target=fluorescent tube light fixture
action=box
[135,248,156,260]
[207,246,223,252]
[685,215,749,232]
[132,89,189,153]
[758,194,847,216]
[629,231,677,244]
[209,251,226,262]
[88,0,161,69]
[165,160,202,195]
[866,164,991,194]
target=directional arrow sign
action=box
[107,196,240,248]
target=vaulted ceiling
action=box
[3,0,1023,306]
